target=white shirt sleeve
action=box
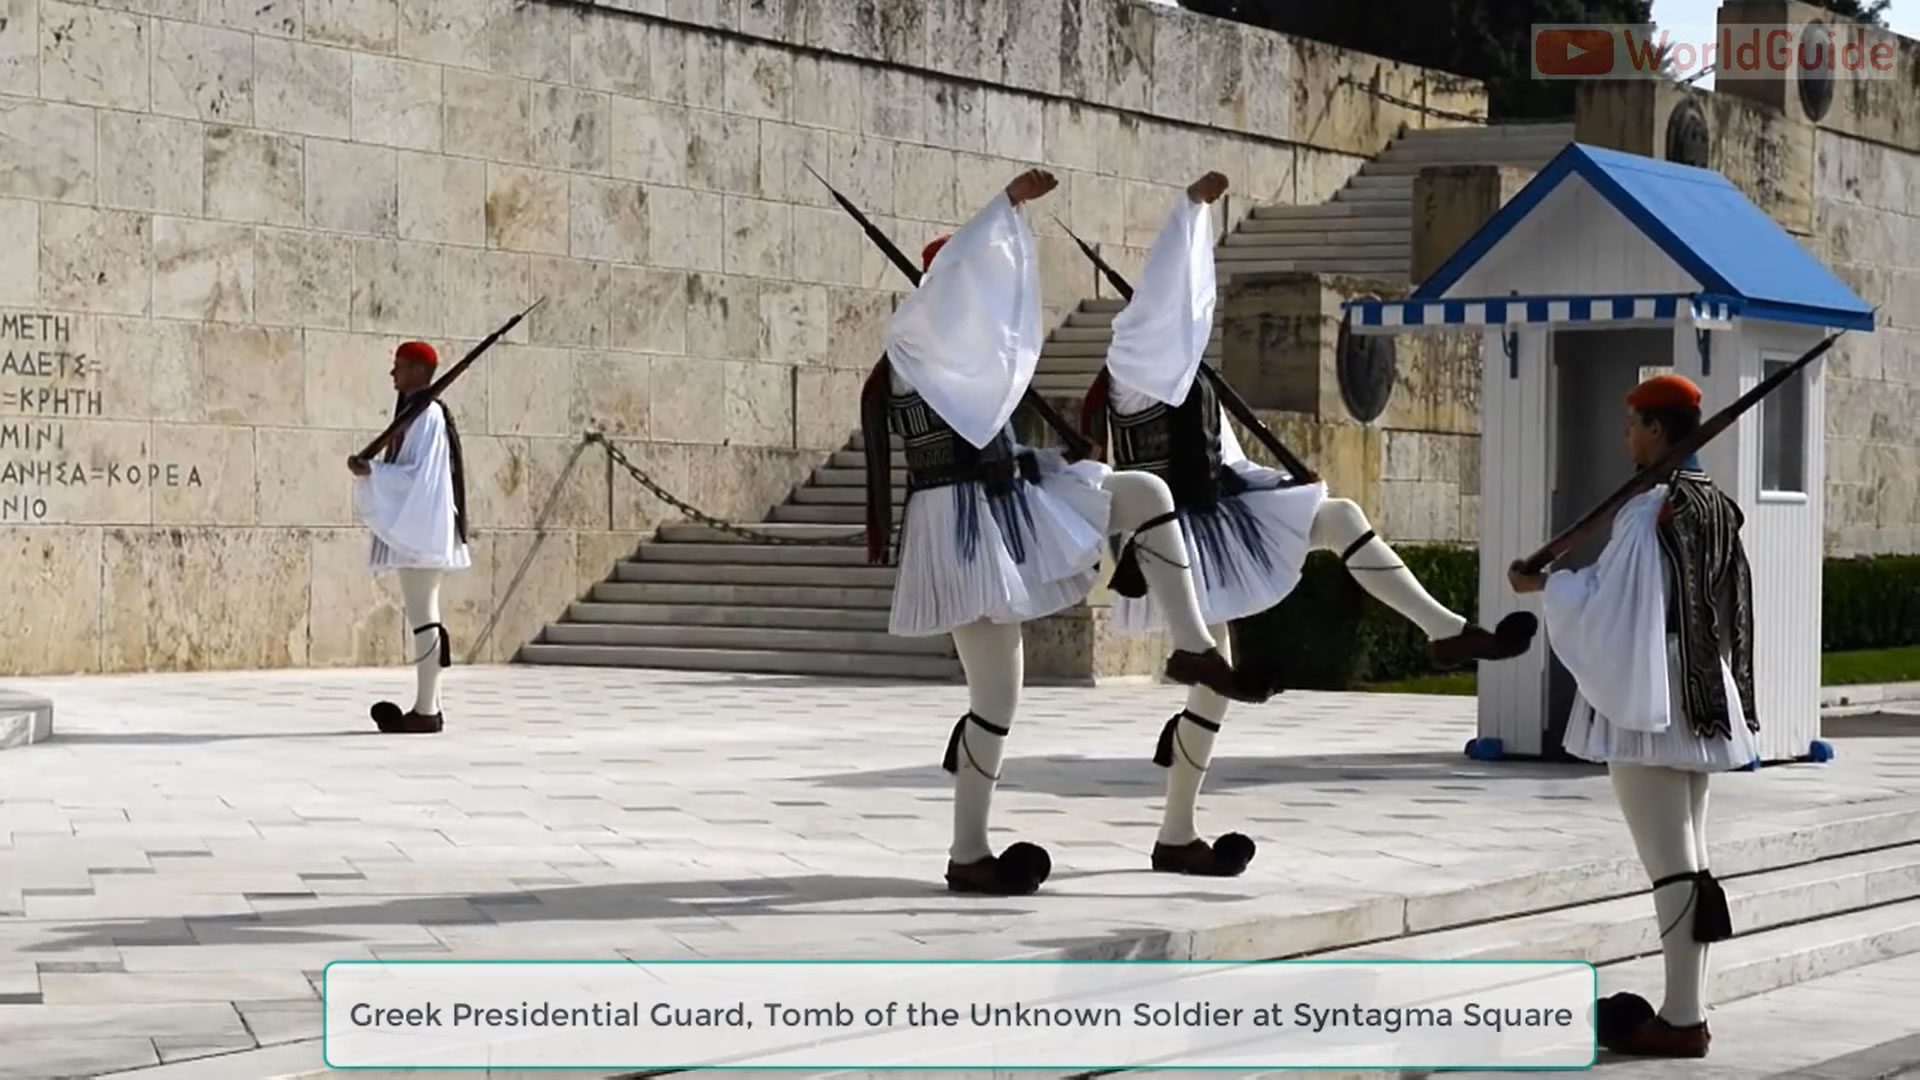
[883,192,1041,449]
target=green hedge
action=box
[1232,548,1920,691]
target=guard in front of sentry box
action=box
[347,341,471,735]
[1081,172,1539,878]
[863,168,1274,898]
[1508,373,1754,1059]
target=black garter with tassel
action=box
[1110,510,1184,598]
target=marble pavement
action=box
[2,665,1920,1078]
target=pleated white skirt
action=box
[1109,467,1327,635]
[888,450,1114,637]
[1562,636,1763,772]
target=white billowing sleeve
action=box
[1539,487,1674,734]
[883,192,1041,449]
[354,403,463,568]
[1106,194,1215,407]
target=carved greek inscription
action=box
[1,310,205,524]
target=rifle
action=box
[1055,218,1318,483]
[1512,329,1845,575]
[355,298,546,461]
[804,165,1093,461]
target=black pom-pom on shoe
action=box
[1494,611,1539,654]
[999,841,1053,888]
[1212,832,1256,874]
[1594,992,1656,1047]
[370,700,404,732]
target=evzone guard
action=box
[1077,173,1540,876]
[1508,373,1753,1059]
[347,341,472,735]
[863,168,1276,898]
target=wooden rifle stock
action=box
[355,298,546,462]
[1511,329,1844,577]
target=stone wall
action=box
[0,0,1485,675]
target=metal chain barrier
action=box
[587,432,867,547]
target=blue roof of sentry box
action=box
[1413,142,1875,331]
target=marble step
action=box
[633,540,873,565]
[563,601,891,631]
[655,521,864,544]
[1247,201,1409,221]
[0,689,52,751]
[1333,185,1415,203]
[1329,842,1920,967]
[1221,229,1408,248]
[768,502,866,524]
[1360,158,1551,176]
[538,622,953,656]
[518,643,962,679]
[1214,256,1409,275]
[612,559,895,588]
[790,486,883,506]
[812,465,907,487]
[591,581,891,608]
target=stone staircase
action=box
[519,121,1575,678]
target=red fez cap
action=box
[1627,373,1701,410]
[395,340,438,367]
[921,235,951,271]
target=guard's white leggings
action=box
[1610,763,1712,1026]
[1151,498,1470,847]
[945,471,1220,863]
[1307,498,1468,641]
[397,568,447,717]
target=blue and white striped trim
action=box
[1342,293,1736,332]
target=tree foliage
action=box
[1174,0,1653,120]
[1803,0,1892,25]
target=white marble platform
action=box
[1,665,1919,1078]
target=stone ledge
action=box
[0,689,52,750]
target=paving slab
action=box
[0,665,1917,1077]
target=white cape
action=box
[1540,487,1673,734]
[883,192,1041,449]
[353,401,471,572]
[1106,193,1215,407]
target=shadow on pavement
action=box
[805,750,1602,798]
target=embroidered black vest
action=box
[1106,377,1244,511]
[1655,469,1757,739]
[386,393,468,543]
[888,389,1035,497]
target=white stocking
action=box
[1609,763,1707,1026]
[397,568,448,716]
[1307,498,1467,640]
[1158,623,1230,846]
[947,619,1023,864]
[1104,470,1217,655]
[1690,771,1713,1002]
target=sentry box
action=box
[1341,143,1874,767]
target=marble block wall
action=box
[0,0,1487,675]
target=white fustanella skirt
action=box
[1561,636,1763,772]
[888,449,1113,637]
[1108,464,1327,635]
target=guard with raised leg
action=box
[1078,173,1538,879]
[863,168,1275,898]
